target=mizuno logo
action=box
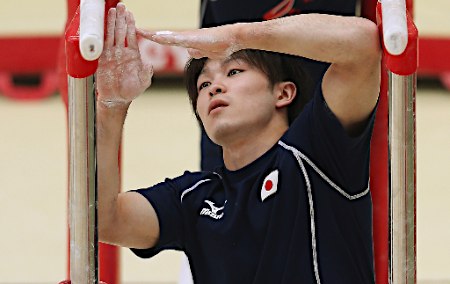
[200,200,226,220]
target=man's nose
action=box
[209,83,226,97]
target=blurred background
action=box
[0,0,449,283]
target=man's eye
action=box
[228,69,242,76]
[198,82,211,90]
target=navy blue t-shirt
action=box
[131,83,376,283]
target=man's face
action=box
[196,58,279,146]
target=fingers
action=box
[151,31,185,46]
[136,28,156,40]
[151,30,223,55]
[138,28,211,51]
[126,11,138,50]
[138,29,195,48]
[187,48,205,59]
[105,4,138,50]
[105,7,116,48]
[136,28,211,59]
[115,3,127,47]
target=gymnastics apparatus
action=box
[59,0,418,283]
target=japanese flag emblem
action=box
[261,169,279,202]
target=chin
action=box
[206,130,226,146]
[205,122,235,146]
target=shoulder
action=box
[154,170,221,188]
[174,171,223,202]
[133,170,222,202]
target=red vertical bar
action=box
[370,58,390,284]
[361,1,389,284]
[406,0,413,17]
[360,0,377,21]
[97,1,121,282]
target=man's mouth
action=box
[208,99,228,114]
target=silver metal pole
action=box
[68,75,98,284]
[388,72,417,284]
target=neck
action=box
[221,122,288,171]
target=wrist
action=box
[96,101,129,138]
[97,99,132,111]
[96,100,130,124]
[234,22,266,51]
[233,23,250,50]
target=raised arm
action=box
[96,3,158,249]
[140,14,381,134]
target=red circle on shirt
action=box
[265,180,273,191]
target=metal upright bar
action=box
[65,1,103,282]
[388,72,417,284]
[60,1,110,283]
[68,75,98,284]
[377,1,418,283]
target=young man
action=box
[97,3,380,283]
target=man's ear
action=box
[274,81,297,108]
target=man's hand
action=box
[96,3,153,108]
[137,23,246,59]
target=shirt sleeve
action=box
[129,171,215,258]
[130,177,186,258]
[285,81,377,195]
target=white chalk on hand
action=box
[79,0,105,61]
[155,31,174,36]
[381,0,408,56]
